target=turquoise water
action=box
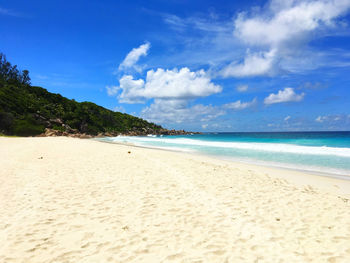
[100,132,350,177]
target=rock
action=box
[67,133,80,138]
[62,124,75,133]
[49,118,63,124]
[44,128,63,137]
[95,132,105,138]
[79,134,93,139]
[44,128,56,136]
[40,126,200,138]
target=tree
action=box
[0,53,11,81]
[21,70,31,85]
[0,112,14,133]
[0,52,30,85]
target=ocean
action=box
[99,131,350,178]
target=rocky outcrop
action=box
[40,127,200,139]
[35,114,200,138]
[42,128,94,139]
[121,128,200,136]
[49,118,63,125]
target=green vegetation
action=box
[0,53,162,136]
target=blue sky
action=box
[1,0,350,131]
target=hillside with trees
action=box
[0,53,177,137]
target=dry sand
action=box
[1,137,350,263]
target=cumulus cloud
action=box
[264,87,305,105]
[116,75,146,103]
[236,84,249,92]
[221,49,277,77]
[144,68,221,99]
[118,42,150,71]
[114,67,221,103]
[223,98,257,110]
[141,99,225,124]
[221,0,350,77]
[109,42,226,128]
[234,0,350,48]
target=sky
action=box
[1,0,350,132]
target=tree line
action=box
[0,53,162,136]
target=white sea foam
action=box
[110,136,350,158]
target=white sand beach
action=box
[1,137,350,262]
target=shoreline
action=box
[95,138,350,195]
[96,136,350,180]
[1,137,350,262]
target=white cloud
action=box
[141,99,224,124]
[225,0,350,77]
[113,106,126,113]
[316,116,325,122]
[163,14,187,31]
[284,115,291,121]
[235,0,350,48]
[116,75,146,104]
[156,1,350,78]
[106,85,119,96]
[264,88,305,105]
[202,124,209,129]
[115,67,221,103]
[221,49,277,77]
[163,13,231,33]
[236,84,249,92]
[119,42,150,71]
[144,68,221,99]
[223,98,257,110]
[110,42,224,128]
[316,114,346,123]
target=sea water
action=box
[99,132,350,177]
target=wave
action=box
[110,136,350,158]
